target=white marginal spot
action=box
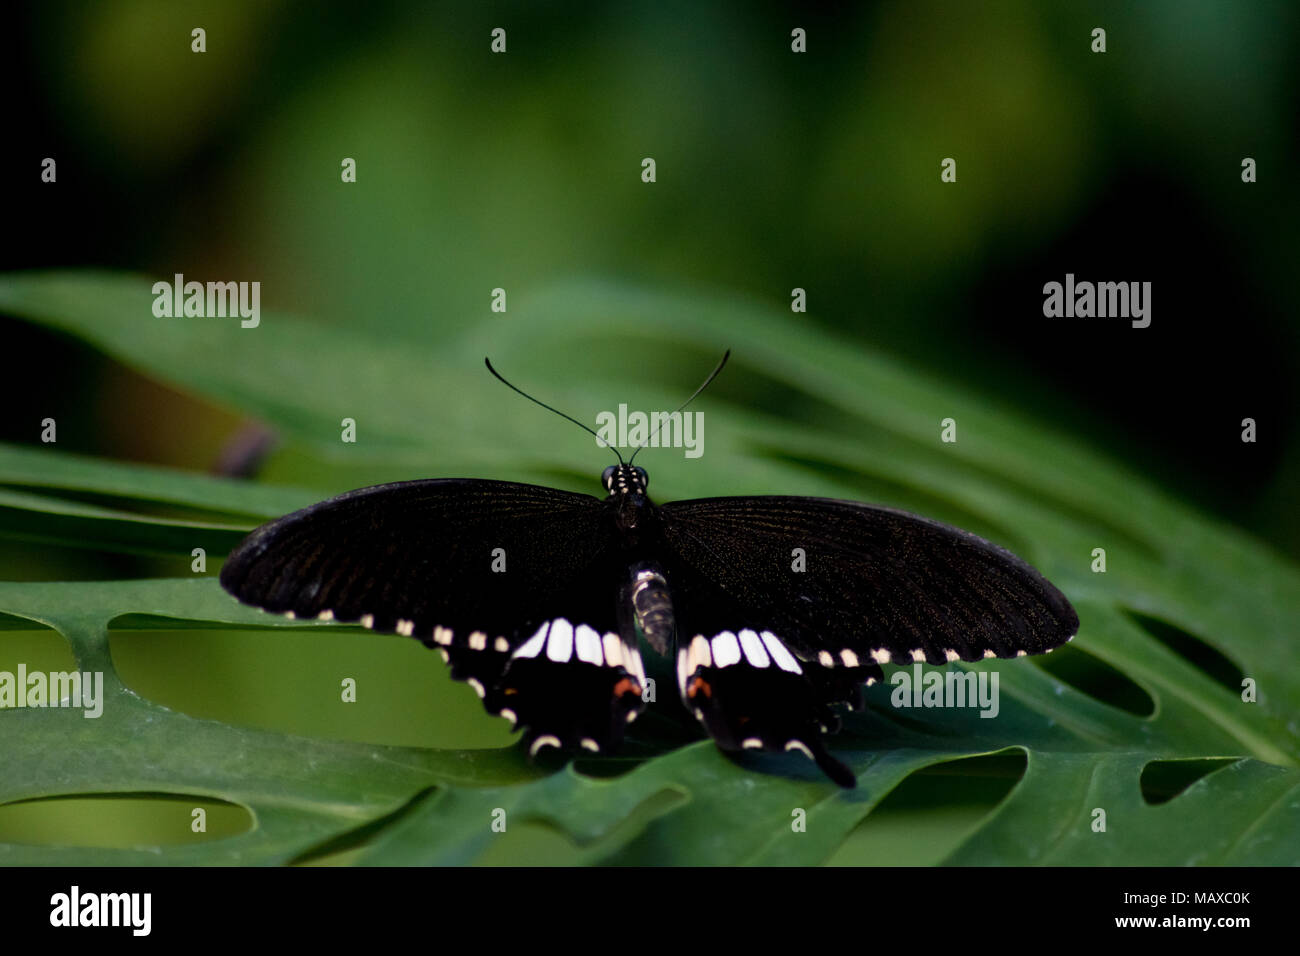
[285,611,296,620]
[469,631,487,651]
[397,619,414,637]
[500,707,517,726]
[546,618,574,662]
[738,629,770,668]
[871,648,891,664]
[865,676,877,686]
[761,631,802,674]
[944,648,960,662]
[434,626,453,645]
[840,649,859,668]
[983,649,997,659]
[625,710,638,723]
[742,738,764,750]
[711,631,741,667]
[784,739,814,760]
[361,614,375,629]
[514,622,549,659]
[910,649,926,662]
[626,645,646,684]
[318,610,334,621]
[580,738,600,752]
[529,735,562,756]
[1016,649,1028,657]
[818,650,834,668]
[679,635,713,696]
[602,633,624,668]
[691,635,713,670]
[575,624,604,665]
[494,636,509,653]
[438,649,449,663]
[467,678,486,698]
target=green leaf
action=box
[1,270,1296,865]
[0,443,318,556]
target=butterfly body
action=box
[221,459,1077,789]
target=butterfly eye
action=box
[601,465,617,487]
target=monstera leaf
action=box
[0,271,1295,865]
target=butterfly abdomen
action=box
[621,561,675,656]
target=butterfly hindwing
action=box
[675,627,877,787]
[439,617,647,755]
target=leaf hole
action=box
[1123,610,1245,696]
[0,792,251,848]
[0,625,76,675]
[1139,758,1240,806]
[1031,643,1155,717]
[291,786,440,866]
[109,626,516,750]
[827,751,1028,865]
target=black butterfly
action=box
[220,353,1078,787]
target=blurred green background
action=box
[1,0,1297,864]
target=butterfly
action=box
[220,352,1079,787]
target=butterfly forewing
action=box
[222,479,608,634]
[657,495,1079,668]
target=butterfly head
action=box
[602,464,648,497]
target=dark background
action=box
[3,0,1297,560]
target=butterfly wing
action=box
[657,495,1078,786]
[672,624,876,787]
[220,478,648,752]
[659,495,1078,665]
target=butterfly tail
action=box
[808,739,857,789]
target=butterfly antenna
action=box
[485,358,625,464]
[628,349,731,465]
